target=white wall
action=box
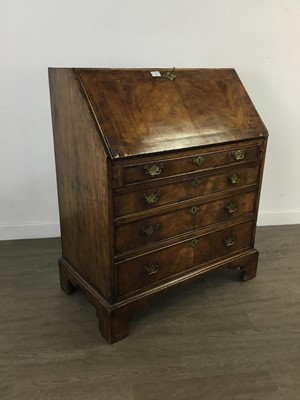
[1,0,300,240]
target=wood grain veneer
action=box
[49,67,268,343]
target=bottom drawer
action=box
[116,220,254,296]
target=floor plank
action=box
[0,226,299,399]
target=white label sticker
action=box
[150,71,161,77]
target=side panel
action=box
[49,68,114,300]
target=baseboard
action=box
[0,211,299,240]
[257,210,300,226]
[0,222,60,240]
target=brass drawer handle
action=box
[189,205,199,215]
[190,238,199,248]
[225,202,237,214]
[193,155,205,167]
[223,237,235,247]
[143,191,161,205]
[144,263,159,275]
[191,178,202,188]
[144,163,164,177]
[232,149,245,161]
[140,224,161,237]
[229,174,240,184]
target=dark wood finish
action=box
[77,68,267,158]
[115,190,256,253]
[116,220,254,296]
[58,257,132,343]
[122,143,260,185]
[114,163,260,217]
[49,67,268,343]
[49,69,114,301]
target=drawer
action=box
[114,164,259,218]
[116,220,254,296]
[115,190,256,253]
[122,144,260,185]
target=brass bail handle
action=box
[229,174,240,184]
[225,202,237,214]
[143,191,161,205]
[232,149,245,161]
[144,163,164,177]
[223,237,235,247]
[144,264,160,275]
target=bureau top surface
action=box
[76,68,268,159]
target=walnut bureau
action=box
[49,68,268,343]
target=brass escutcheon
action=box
[144,163,163,177]
[143,191,161,205]
[191,178,202,188]
[144,263,159,275]
[225,202,237,214]
[193,155,205,167]
[163,67,176,81]
[140,224,161,238]
[189,205,199,215]
[223,237,235,247]
[229,174,240,184]
[232,149,245,161]
[190,238,199,248]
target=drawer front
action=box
[116,220,254,296]
[115,191,256,253]
[123,144,260,185]
[114,164,259,217]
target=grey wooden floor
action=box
[0,225,299,400]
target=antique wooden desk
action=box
[49,68,268,343]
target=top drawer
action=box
[116,143,260,185]
[120,143,261,186]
